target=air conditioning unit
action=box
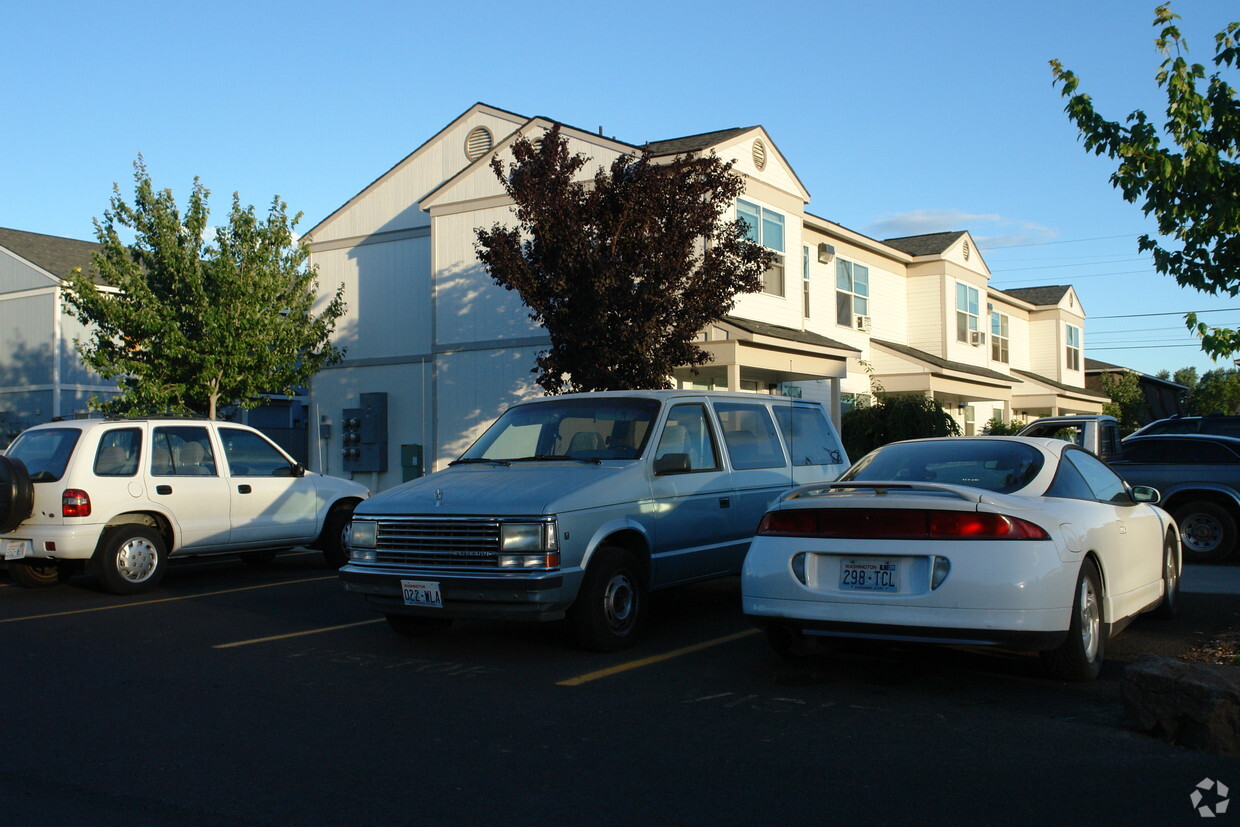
[818,243,836,263]
[854,314,872,333]
[970,330,986,346]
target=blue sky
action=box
[4,0,1238,380]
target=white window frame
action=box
[737,199,786,297]
[835,259,869,327]
[956,283,980,342]
[991,312,1010,363]
[1066,324,1081,371]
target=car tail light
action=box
[62,489,92,518]
[756,508,1049,540]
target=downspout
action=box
[52,286,62,418]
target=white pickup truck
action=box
[1016,415,1122,463]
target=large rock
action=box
[1124,656,1240,755]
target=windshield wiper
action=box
[448,457,511,467]
[510,455,602,465]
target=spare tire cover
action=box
[0,454,35,534]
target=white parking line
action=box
[213,618,386,649]
[0,576,339,624]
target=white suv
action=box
[0,417,369,594]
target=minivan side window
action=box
[654,404,721,472]
[714,402,786,470]
[773,404,844,466]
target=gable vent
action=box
[962,240,971,261]
[752,139,767,171]
[465,126,493,161]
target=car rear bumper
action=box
[2,524,103,560]
[744,598,1069,650]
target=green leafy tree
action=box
[1174,366,1200,388]
[1050,5,1240,357]
[840,394,961,459]
[475,125,775,394]
[1189,368,1240,414]
[63,158,346,419]
[1100,370,1146,434]
[983,416,1027,435]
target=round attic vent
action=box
[465,126,493,161]
[752,138,767,171]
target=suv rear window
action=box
[5,428,82,482]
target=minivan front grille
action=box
[373,517,502,569]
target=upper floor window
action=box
[802,246,811,317]
[991,312,1010,363]
[835,260,869,327]
[1066,324,1081,371]
[737,199,785,296]
[956,283,980,342]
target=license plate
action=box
[400,579,443,608]
[4,540,30,561]
[840,559,898,592]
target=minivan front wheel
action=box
[568,545,645,652]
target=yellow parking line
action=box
[557,629,760,687]
[214,618,386,649]
[0,576,339,624]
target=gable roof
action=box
[643,127,753,157]
[871,338,1015,384]
[723,316,860,353]
[1012,368,1110,401]
[1000,285,1073,307]
[882,231,967,257]
[0,227,102,284]
[305,102,530,238]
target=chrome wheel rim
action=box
[1165,544,1178,596]
[1079,576,1100,661]
[1182,514,1223,553]
[116,536,159,583]
[603,572,636,632]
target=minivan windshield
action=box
[460,398,661,462]
[6,428,82,482]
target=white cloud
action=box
[862,210,1059,249]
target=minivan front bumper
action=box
[339,564,576,621]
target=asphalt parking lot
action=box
[3,552,1239,825]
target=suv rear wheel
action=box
[7,559,72,588]
[94,525,168,595]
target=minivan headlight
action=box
[349,520,378,562]
[500,521,557,552]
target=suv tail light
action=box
[756,508,1049,540]
[62,489,92,518]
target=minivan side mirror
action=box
[654,453,691,475]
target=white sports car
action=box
[741,437,1180,681]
